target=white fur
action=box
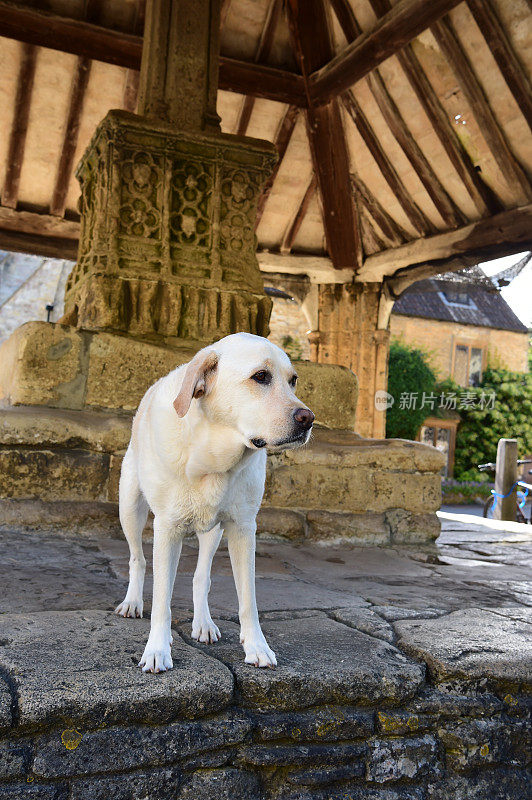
[115,333,313,672]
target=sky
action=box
[479,252,531,329]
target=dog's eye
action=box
[251,370,272,385]
[289,375,297,388]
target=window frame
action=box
[451,340,486,387]
[418,417,458,478]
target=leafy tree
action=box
[386,339,436,440]
[450,367,532,479]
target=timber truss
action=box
[0,0,531,282]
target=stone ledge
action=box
[0,405,132,453]
[0,611,234,730]
[395,608,532,690]
[0,322,358,429]
[0,602,529,798]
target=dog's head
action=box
[173,333,314,451]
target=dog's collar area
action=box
[250,437,267,448]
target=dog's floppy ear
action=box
[173,350,218,417]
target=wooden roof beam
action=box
[310,0,463,104]
[0,1,306,106]
[235,0,282,136]
[342,91,435,237]
[0,207,79,260]
[255,105,299,228]
[1,43,37,209]
[280,175,317,254]
[331,0,464,228]
[363,0,500,217]
[467,0,532,132]
[361,202,532,281]
[350,172,408,247]
[287,0,360,270]
[432,17,532,205]
[1,205,530,284]
[49,57,91,217]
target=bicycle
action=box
[478,459,532,523]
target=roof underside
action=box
[0,0,531,280]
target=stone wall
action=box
[0,608,528,800]
[0,405,445,544]
[390,315,530,378]
[268,295,311,360]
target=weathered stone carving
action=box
[65,110,276,345]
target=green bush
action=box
[449,367,532,479]
[386,339,436,440]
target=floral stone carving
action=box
[65,110,277,344]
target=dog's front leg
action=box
[225,521,276,668]
[192,524,223,644]
[139,517,182,673]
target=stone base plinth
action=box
[0,322,358,424]
[0,405,444,544]
[0,605,528,799]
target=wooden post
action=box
[493,438,518,521]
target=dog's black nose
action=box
[293,408,314,430]
[251,437,267,448]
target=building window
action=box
[453,344,484,386]
[439,290,477,309]
[419,418,458,477]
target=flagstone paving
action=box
[0,512,530,799]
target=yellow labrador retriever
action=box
[115,333,314,673]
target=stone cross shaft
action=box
[64,0,277,347]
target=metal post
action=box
[493,438,518,521]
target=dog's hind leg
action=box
[115,448,149,619]
[192,525,223,643]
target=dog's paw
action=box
[138,643,173,673]
[191,616,221,644]
[242,635,277,669]
[115,599,143,619]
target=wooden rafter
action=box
[0,1,306,107]
[432,17,532,205]
[280,175,317,253]
[366,71,465,228]
[330,0,463,228]
[342,91,435,237]
[255,105,299,228]
[361,203,532,281]
[467,0,532,132]
[310,0,463,104]
[359,208,387,254]
[49,57,91,217]
[286,0,360,269]
[363,0,500,217]
[350,172,408,247]
[235,0,282,136]
[1,43,37,209]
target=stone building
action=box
[390,266,530,382]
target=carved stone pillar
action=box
[316,283,391,438]
[64,111,276,345]
[63,0,276,346]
